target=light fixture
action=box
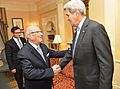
[53,35,62,50]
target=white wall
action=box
[89,0,104,24]
[113,60,120,89]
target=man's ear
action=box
[26,34,31,40]
[76,10,81,16]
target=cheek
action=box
[69,15,75,22]
[15,34,20,37]
[72,16,77,24]
[17,33,21,36]
[69,18,75,24]
[37,36,42,41]
[40,37,43,41]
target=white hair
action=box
[64,0,86,15]
[25,25,40,38]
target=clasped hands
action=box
[52,64,61,75]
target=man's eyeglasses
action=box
[31,31,42,34]
[14,32,21,34]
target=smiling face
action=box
[27,27,43,45]
[13,29,21,39]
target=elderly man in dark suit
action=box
[59,0,114,89]
[5,26,26,89]
[17,25,66,89]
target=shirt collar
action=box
[13,37,20,41]
[29,42,39,49]
[77,16,86,30]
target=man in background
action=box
[17,25,66,89]
[59,0,114,89]
[5,26,26,89]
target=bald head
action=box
[26,25,41,38]
[26,25,43,45]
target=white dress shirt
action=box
[13,37,23,49]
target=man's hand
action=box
[11,69,16,73]
[52,64,61,75]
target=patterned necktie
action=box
[37,46,47,63]
[72,27,80,57]
[17,39,23,49]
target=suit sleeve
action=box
[93,24,114,89]
[58,50,72,69]
[17,52,54,80]
[5,42,15,70]
[41,43,67,58]
[49,49,67,58]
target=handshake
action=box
[52,64,61,75]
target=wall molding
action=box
[0,1,37,11]
[113,83,120,89]
[115,59,120,63]
[113,59,120,89]
[37,0,57,11]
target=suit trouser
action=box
[25,81,52,89]
[14,66,24,89]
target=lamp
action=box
[53,35,62,50]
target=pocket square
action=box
[47,53,49,57]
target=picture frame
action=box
[12,18,24,30]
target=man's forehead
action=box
[34,29,40,31]
[15,29,20,32]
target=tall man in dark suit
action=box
[17,25,66,89]
[59,0,114,89]
[5,27,26,89]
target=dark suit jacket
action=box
[5,37,26,70]
[17,43,66,89]
[59,18,114,89]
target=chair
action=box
[50,58,75,89]
[0,48,10,73]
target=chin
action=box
[40,39,43,42]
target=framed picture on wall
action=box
[12,18,24,30]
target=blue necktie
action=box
[37,46,47,63]
[72,27,80,57]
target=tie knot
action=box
[36,46,47,64]
[17,39,23,48]
[37,46,41,51]
[37,46,43,53]
[77,27,80,32]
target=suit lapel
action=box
[79,18,89,43]
[11,38,20,50]
[11,37,26,50]
[28,43,48,67]
[20,38,26,46]
[74,18,89,57]
[40,45,49,67]
[72,31,77,51]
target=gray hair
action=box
[64,0,86,15]
[25,25,40,38]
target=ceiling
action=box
[0,0,57,11]
[0,0,41,5]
